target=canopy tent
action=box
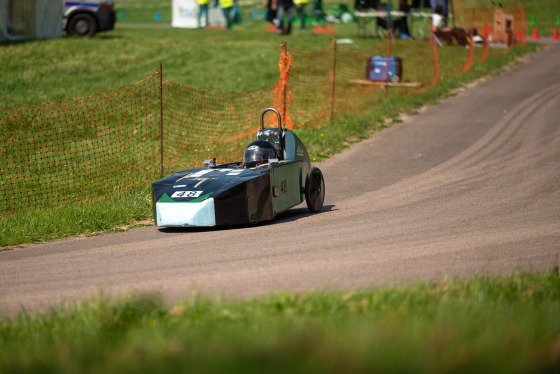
[0,0,62,42]
[172,0,227,28]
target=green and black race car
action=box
[152,108,325,227]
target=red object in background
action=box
[313,25,334,34]
[531,28,540,40]
[552,29,559,40]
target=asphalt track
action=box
[1,41,559,316]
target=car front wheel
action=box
[67,13,97,37]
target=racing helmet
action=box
[243,140,277,168]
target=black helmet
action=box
[243,140,277,168]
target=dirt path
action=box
[1,42,559,316]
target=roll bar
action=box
[260,108,283,131]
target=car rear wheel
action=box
[305,167,325,213]
[67,13,97,37]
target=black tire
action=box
[305,167,325,213]
[67,13,97,37]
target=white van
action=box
[63,0,116,36]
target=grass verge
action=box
[1,271,559,373]
[0,188,153,249]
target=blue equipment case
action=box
[366,56,403,83]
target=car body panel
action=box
[152,165,274,227]
[270,160,304,215]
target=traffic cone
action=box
[553,29,560,40]
[532,28,540,40]
[516,28,522,41]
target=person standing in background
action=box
[265,0,278,24]
[311,0,324,25]
[295,0,308,29]
[197,0,209,27]
[274,0,294,34]
[397,0,411,38]
[429,0,448,19]
[431,4,445,29]
[217,0,235,29]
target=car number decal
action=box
[171,191,203,198]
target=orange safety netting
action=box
[479,10,490,63]
[284,42,337,128]
[272,42,294,130]
[162,79,277,173]
[1,75,161,216]
[285,37,424,128]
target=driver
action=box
[243,140,277,168]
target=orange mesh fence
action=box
[274,43,295,130]
[0,75,161,216]
[335,42,388,113]
[285,37,437,128]
[284,43,337,129]
[0,75,279,217]
[162,79,277,173]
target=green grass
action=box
[1,271,559,373]
[522,0,560,37]
[0,188,152,248]
[115,0,173,24]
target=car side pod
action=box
[258,108,325,214]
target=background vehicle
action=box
[63,0,116,37]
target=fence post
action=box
[431,29,440,87]
[330,38,337,124]
[520,3,527,46]
[385,28,393,98]
[159,62,164,178]
[283,41,288,122]
[462,9,475,73]
[386,0,392,34]
[479,9,489,63]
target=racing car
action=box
[151,108,325,227]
